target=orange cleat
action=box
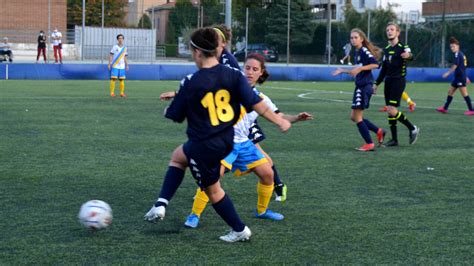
[356,143,375,152]
[408,102,416,112]
[376,128,386,145]
[110,93,116,97]
[120,93,127,97]
[379,106,388,112]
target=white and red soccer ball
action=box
[78,200,113,229]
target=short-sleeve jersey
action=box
[354,47,378,87]
[376,42,412,84]
[51,32,62,46]
[453,51,467,81]
[233,88,279,143]
[110,45,128,69]
[165,64,262,143]
[220,49,240,70]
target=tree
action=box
[67,0,128,27]
[343,3,397,45]
[138,14,152,29]
[168,0,198,44]
[265,1,315,52]
[232,1,269,44]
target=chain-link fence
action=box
[1,0,473,67]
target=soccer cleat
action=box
[255,209,284,221]
[384,139,399,147]
[110,93,116,97]
[274,184,287,202]
[184,213,200,228]
[409,126,420,145]
[356,143,375,152]
[219,226,252,243]
[120,93,127,97]
[376,128,386,145]
[408,102,416,112]
[144,205,166,223]
[348,62,352,66]
[339,59,344,64]
[436,106,448,113]
[379,106,388,112]
[464,110,474,116]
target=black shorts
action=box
[352,84,373,110]
[384,78,406,107]
[451,79,466,88]
[248,121,266,144]
[183,138,233,189]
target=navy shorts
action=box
[248,121,266,144]
[352,84,373,110]
[183,138,233,189]
[384,78,406,107]
[451,78,466,88]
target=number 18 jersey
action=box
[165,64,262,144]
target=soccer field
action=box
[0,80,472,264]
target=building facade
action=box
[0,0,67,43]
[423,0,474,22]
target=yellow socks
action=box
[191,187,209,217]
[257,182,274,214]
[110,80,116,95]
[119,80,125,95]
[402,92,413,105]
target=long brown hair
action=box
[245,53,269,84]
[351,28,381,60]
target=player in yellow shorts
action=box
[108,34,129,97]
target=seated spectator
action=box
[0,37,13,62]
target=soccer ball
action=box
[78,200,113,229]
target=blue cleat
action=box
[255,209,284,221]
[184,213,200,228]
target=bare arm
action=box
[443,64,457,78]
[252,101,291,132]
[280,112,313,123]
[108,54,113,70]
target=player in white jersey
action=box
[183,53,313,228]
[51,28,62,64]
[108,34,129,97]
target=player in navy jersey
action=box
[162,25,289,202]
[143,28,291,243]
[374,22,419,147]
[333,28,385,151]
[214,24,290,200]
[213,24,240,70]
[436,37,474,116]
[183,53,313,228]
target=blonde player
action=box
[108,34,129,97]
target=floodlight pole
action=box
[327,2,332,65]
[245,7,249,59]
[48,0,51,63]
[287,0,290,65]
[101,0,104,64]
[367,10,371,40]
[81,0,85,61]
[225,0,232,51]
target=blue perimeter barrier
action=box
[1,63,473,82]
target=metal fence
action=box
[1,1,474,67]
